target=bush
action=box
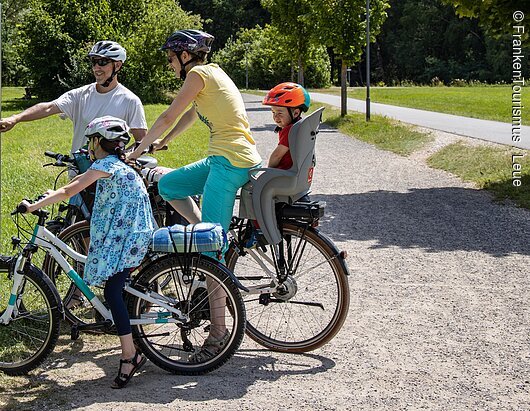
[20,0,201,103]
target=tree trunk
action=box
[341,61,347,117]
[297,55,304,86]
[327,47,335,85]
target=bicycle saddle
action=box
[136,155,158,169]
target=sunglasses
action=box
[90,58,113,67]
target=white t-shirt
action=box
[53,83,147,153]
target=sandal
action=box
[190,330,230,363]
[111,351,146,389]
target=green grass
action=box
[428,143,530,208]
[0,87,209,252]
[311,85,525,124]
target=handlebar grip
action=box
[11,203,29,215]
[44,151,59,159]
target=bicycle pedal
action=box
[259,293,271,306]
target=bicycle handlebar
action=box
[44,151,74,164]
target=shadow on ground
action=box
[312,187,529,256]
[2,343,335,409]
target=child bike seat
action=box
[244,107,324,244]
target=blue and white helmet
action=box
[88,41,127,62]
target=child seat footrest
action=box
[151,222,226,254]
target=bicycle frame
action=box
[1,221,190,326]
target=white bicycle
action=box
[0,199,245,376]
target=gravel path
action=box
[3,95,529,411]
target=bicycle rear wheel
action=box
[0,264,61,375]
[127,255,245,375]
[226,224,350,353]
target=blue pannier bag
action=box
[151,222,226,253]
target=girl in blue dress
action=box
[20,116,154,389]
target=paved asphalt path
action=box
[310,91,530,150]
[13,94,529,411]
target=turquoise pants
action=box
[158,156,257,257]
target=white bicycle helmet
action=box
[88,41,127,62]
[85,116,131,145]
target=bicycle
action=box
[0,200,246,376]
[41,149,179,232]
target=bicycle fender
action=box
[310,228,351,276]
[206,257,250,293]
[27,264,65,315]
[133,253,249,293]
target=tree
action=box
[1,0,33,86]
[211,25,330,89]
[179,0,270,51]
[261,0,315,85]
[20,0,201,102]
[441,0,530,39]
[311,0,390,115]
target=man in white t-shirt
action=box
[0,41,147,152]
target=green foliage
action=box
[374,0,517,85]
[0,0,33,86]
[19,0,202,102]
[310,0,390,64]
[261,0,315,83]
[179,0,270,51]
[441,0,530,39]
[211,25,331,89]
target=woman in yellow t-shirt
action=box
[129,29,261,362]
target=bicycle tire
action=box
[225,224,350,353]
[0,264,62,375]
[127,254,245,375]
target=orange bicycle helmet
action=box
[263,82,311,112]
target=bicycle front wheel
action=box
[0,264,62,375]
[226,224,350,353]
[128,255,245,375]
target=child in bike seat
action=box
[262,82,311,171]
[245,83,312,248]
[19,116,154,389]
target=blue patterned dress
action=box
[84,155,154,285]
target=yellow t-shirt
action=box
[190,64,262,168]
